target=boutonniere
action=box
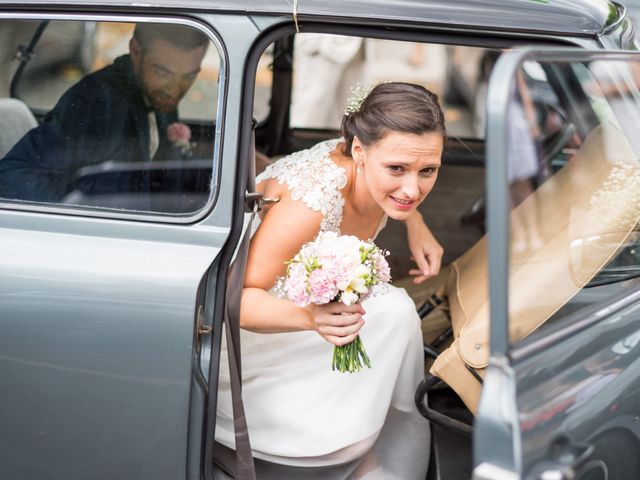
[167,122,195,157]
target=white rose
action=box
[340,289,359,305]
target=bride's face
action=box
[353,131,443,221]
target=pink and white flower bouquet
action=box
[279,231,391,373]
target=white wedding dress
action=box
[215,139,430,479]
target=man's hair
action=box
[133,23,209,51]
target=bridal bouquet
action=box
[279,231,391,373]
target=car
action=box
[0,1,639,480]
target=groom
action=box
[0,23,209,203]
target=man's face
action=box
[130,37,207,112]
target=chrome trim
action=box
[473,462,519,480]
[0,10,227,225]
[603,2,626,35]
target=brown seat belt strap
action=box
[222,126,257,479]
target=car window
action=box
[287,33,493,140]
[0,19,221,216]
[504,57,640,347]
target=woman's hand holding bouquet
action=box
[278,231,391,373]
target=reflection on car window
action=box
[0,20,220,216]
[505,58,640,346]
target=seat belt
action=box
[221,126,258,479]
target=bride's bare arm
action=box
[240,188,364,344]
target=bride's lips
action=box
[389,195,416,210]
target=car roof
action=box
[7,0,621,36]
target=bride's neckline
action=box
[325,140,387,240]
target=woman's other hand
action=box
[405,210,443,284]
[307,302,366,346]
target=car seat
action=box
[0,98,37,159]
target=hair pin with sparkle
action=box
[344,83,374,116]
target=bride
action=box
[216,82,446,479]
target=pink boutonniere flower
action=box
[167,122,195,156]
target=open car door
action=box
[473,48,640,480]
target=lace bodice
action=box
[256,139,347,232]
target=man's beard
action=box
[145,92,178,112]
[136,69,181,112]
[145,90,179,112]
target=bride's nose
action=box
[399,174,420,199]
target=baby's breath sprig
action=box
[344,83,374,116]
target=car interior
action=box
[1,19,640,479]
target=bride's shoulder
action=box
[256,138,348,232]
[257,138,347,202]
[257,139,343,183]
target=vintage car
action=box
[1,1,639,480]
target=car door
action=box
[474,48,640,480]
[0,10,264,480]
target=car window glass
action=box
[0,19,221,216]
[288,34,493,140]
[504,58,640,348]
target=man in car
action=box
[0,23,209,202]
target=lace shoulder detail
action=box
[256,139,347,232]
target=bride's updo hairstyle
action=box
[341,82,446,156]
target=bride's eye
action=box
[419,167,437,177]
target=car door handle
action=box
[526,436,594,480]
[245,191,280,212]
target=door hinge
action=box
[196,305,211,354]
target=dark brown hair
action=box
[341,82,446,156]
[133,23,209,51]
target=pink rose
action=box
[167,122,191,146]
[284,264,311,307]
[308,268,339,304]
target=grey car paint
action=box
[0,0,624,36]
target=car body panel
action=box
[0,0,622,36]
[515,290,640,477]
[0,219,225,479]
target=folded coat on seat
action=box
[430,124,640,413]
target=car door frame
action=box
[215,15,613,476]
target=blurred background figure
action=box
[508,69,544,253]
[290,34,365,129]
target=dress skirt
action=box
[215,284,430,479]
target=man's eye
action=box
[388,165,404,173]
[420,168,436,176]
[153,66,170,77]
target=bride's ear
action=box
[351,136,365,163]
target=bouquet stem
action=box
[332,336,371,373]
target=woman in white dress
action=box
[216,82,446,479]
